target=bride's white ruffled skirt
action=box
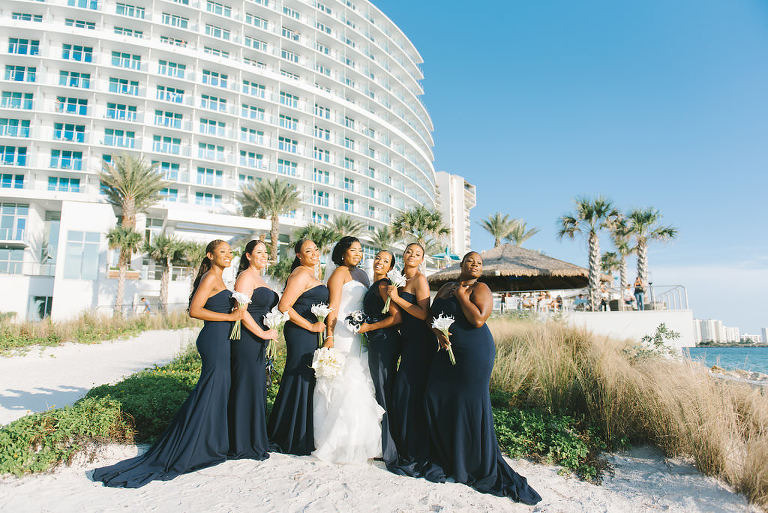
[312,345,385,465]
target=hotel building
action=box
[435,171,475,258]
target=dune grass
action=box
[0,311,200,355]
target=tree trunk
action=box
[270,214,279,263]
[588,231,600,312]
[160,255,170,313]
[636,239,648,285]
[122,198,136,230]
[494,237,500,247]
[618,255,627,311]
[115,254,127,316]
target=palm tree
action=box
[106,226,143,315]
[557,196,619,311]
[239,179,301,263]
[370,226,396,250]
[145,233,187,312]
[182,241,208,293]
[479,212,515,247]
[627,207,677,285]
[607,216,636,311]
[392,205,449,248]
[99,155,164,230]
[505,218,540,247]
[327,215,365,238]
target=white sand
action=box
[0,444,756,513]
[0,329,196,426]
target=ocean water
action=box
[686,347,768,375]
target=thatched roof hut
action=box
[427,244,607,291]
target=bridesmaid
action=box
[267,239,327,455]
[93,240,243,488]
[385,243,436,477]
[228,239,279,460]
[424,252,541,504]
[359,250,402,468]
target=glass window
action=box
[0,203,28,241]
[53,123,85,142]
[5,66,36,82]
[206,0,231,16]
[115,2,145,18]
[12,13,43,22]
[67,0,99,10]
[65,19,96,29]
[277,159,297,176]
[106,103,137,120]
[8,39,40,55]
[0,146,27,166]
[63,230,100,280]
[1,92,34,110]
[0,248,24,274]
[59,71,91,88]
[49,150,83,170]
[201,70,228,87]
[48,176,81,192]
[161,12,188,28]
[158,60,185,78]
[0,119,30,138]
[0,174,24,189]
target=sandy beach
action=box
[0,443,756,513]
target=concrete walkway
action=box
[0,328,197,426]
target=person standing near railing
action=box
[634,277,645,311]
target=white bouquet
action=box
[311,303,333,347]
[311,346,346,379]
[229,291,252,340]
[382,268,407,314]
[263,306,290,360]
[431,313,456,365]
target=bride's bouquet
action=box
[345,310,369,352]
[311,346,346,379]
[229,291,252,340]
[381,268,407,314]
[311,303,333,347]
[431,313,456,365]
[262,306,289,360]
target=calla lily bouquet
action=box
[311,303,333,347]
[345,310,369,353]
[431,313,456,365]
[229,291,252,340]
[311,346,345,379]
[263,306,290,360]
[382,269,407,314]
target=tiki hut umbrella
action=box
[427,243,609,291]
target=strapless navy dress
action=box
[267,284,329,455]
[388,290,435,477]
[92,290,233,488]
[228,286,278,460]
[423,295,542,505]
[363,278,402,467]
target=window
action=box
[281,69,300,80]
[114,27,144,38]
[282,26,299,41]
[238,173,254,185]
[344,198,355,212]
[205,24,230,40]
[239,151,262,168]
[313,190,329,206]
[245,13,267,29]
[282,6,299,19]
[344,137,355,150]
[315,42,330,55]
[106,103,137,120]
[313,168,329,184]
[153,161,179,180]
[154,110,182,128]
[368,205,375,218]
[196,167,223,186]
[280,92,299,107]
[0,146,26,166]
[312,211,329,224]
[0,174,24,189]
[0,203,28,242]
[111,51,141,69]
[279,115,298,130]
[314,103,331,119]
[240,103,263,119]
[63,231,100,280]
[244,37,267,52]
[48,176,81,192]
[277,159,297,176]
[65,19,96,29]
[317,2,332,14]
[207,0,231,16]
[162,13,188,28]
[313,147,330,162]
[0,248,23,273]
[68,0,99,10]
[344,57,355,68]
[62,44,94,61]
[195,192,221,205]
[240,127,263,143]
[344,157,354,170]
[157,85,184,103]
[8,39,40,55]
[59,71,91,88]
[202,70,228,88]
[198,143,224,160]
[316,63,331,76]
[5,66,36,82]
[199,118,225,135]
[344,177,355,191]
[243,57,266,69]
[158,60,185,78]
[2,92,33,110]
[0,119,30,138]
[160,187,178,201]
[315,22,331,35]
[242,80,265,97]
[281,49,299,63]
[204,46,229,58]
[314,126,330,140]
[49,150,82,170]
[160,35,186,46]
[12,13,43,22]
[202,94,227,111]
[53,123,85,142]
[153,135,181,154]
[368,186,375,198]
[104,128,135,147]
[278,137,297,153]
[116,2,145,18]
[344,116,355,128]
[109,77,139,95]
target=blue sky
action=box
[376,0,768,333]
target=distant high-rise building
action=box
[435,171,476,257]
[725,327,740,343]
[693,319,702,344]
[761,328,768,344]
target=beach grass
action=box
[0,311,200,355]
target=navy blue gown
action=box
[424,295,542,505]
[363,279,402,467]
[388,290,435,477]
[267,284,329,455]
[93,290,233,488]
[228,286,278,460]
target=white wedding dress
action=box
[312,280,384,464]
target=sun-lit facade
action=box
[0,0,435,320]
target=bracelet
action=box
[325,335,334,339]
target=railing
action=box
[649,284,689,311]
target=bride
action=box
[313,236,384,464]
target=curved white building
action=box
[0,0,435,319]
